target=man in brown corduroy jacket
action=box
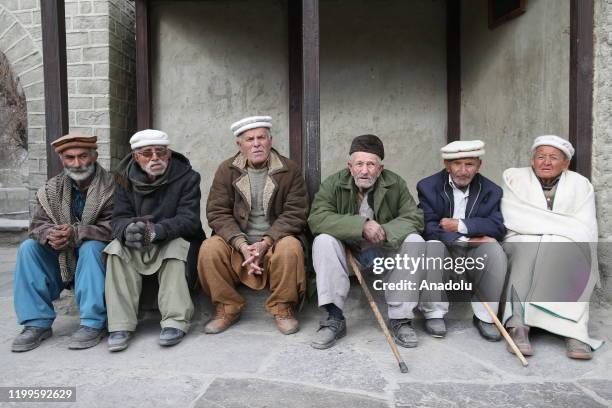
[198,116,309,335]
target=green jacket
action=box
[308,168,424,250]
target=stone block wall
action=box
[0,0,135,211]
[0,0,46,216]
[108,0,136,168]
[63,0,135,171]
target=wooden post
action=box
[301,0,320,200]
[288,1,303,169]
[446,0,461,144]
[40,0,68,177]
[569,0,594,179]
[136,0,152,130]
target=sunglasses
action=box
[136,148,169,159]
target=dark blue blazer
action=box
[416,169,506,242]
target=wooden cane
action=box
[476,291,529,367]
[347,252,409,373]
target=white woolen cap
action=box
[531,135,574,159]
[230,116,272,137]
[130,129,170,150]
[441,140,485,160]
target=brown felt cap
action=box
[51,133,98,154]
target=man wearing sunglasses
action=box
[104,129,205,351]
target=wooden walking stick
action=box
[476,291,529,367]
[347,251,409,373]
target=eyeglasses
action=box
[136,148,169,159]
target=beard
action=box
[352,173,379,190]
[64,163,95,181]
[143,159,168,176]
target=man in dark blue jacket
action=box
[416,140,507,342]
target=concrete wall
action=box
[320,0,447,191]
[460,0,570,184]
[150,0,289,231]
[593,0,612,299]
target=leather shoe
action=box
[507,326,533,356]
[159,327,185,347]
[12,327,52,352]
[311,318,346,349]
[204,305,240,334]
[424,318,447,338]
[566,338,592,360]
[108,331,133,352]
[69,325,105,350]
[473,316,502,341]
[390,319,418,348]
[274,304,299,335]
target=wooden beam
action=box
[569,0,594,179]
[136,0,152,130]
[488,0,527,30]
[288,0,303,168]
[40,0,68,177]
[301,0,320,200]
[446,0,461,143]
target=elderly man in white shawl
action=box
[501,135,601,360]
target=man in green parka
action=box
[309,134,429,349]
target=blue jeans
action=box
[13,239,107,329]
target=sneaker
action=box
[274,304,299,335]
[311,317,346,349]
[68,325,105,350]
[159,327,185,347]
[473,315,502,342]
[204,305,241,334]
[424,318,447,338]
[390,319,418,348]
[11,326,52,352]
[566,338,592,360]
[108,331,133,352]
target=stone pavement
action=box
[1,244,611,408]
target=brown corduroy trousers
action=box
[197,235,305,315]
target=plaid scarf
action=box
[36,163,114,282]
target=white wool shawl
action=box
[501,167,602,349]
[502,167,597,243]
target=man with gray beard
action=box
[104,129,205,352]
[12,134,114,352]
[308,135,427,349]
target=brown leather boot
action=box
[204,305,240,334]
[566,338,593,360]
[507,326,533,356]
[274,304,299,335]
